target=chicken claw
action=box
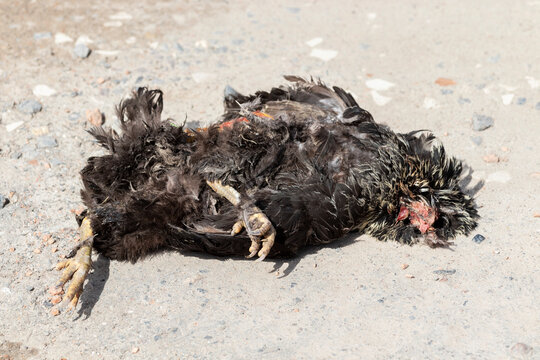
[232,206,276,261]
[54,217,93,311]
[206,180,275,260]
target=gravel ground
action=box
[0,1,539,359]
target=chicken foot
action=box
[206,180,275,260]
[54,217,93,311]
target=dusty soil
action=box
[0,0,538,359]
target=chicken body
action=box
[78,76,478,263]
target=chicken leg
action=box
[206,180,275,260]
[54,217,93,311]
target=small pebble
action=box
[433,269,456,275]
[423,97,438,109]
[73,43,91,58]
[370,90,392,106]
[33,84,57,97]
[458,97,471,105]
[192,72,215,83]
[401,264,409,270]
[131,347,140,354]
[516,97,526,105]
[54,32,73,44]
[510,343,533,357]
[471,136,483,146]
[17,99,42,115]
[50,295,62,305]
[441,89,453,95]
[0,195,9,209]
[435,77,456,86]
[488,54,500,63]
[365,78,395,91]
[502,93,514,105]
[68,112,80,121]
[109,11,132,20]
[27,286,34,292]
[306,38,323,47]
[286,7,300,13]
[86,108,104,126]
[33,32,52,40]
[472,234,485,244]
[536,102,540,110]
[37,135,58,148]
[6,121,24,132]
[405,274,415,279]
[50,308,60,316]
[10,152,22,159]
[310,48,338,62]
[472,113,494,131]
[483,154,500,163]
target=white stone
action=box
[365,78,395,91]
[486,171,511,183]
[109,12,132,20]
[310,48,338,62]
[126,37,136,44]
[370,90,392,106]
[367,12,377,20]
[525,76,539,89]
[75,35,93,45]
[192,72,215,83]
[94,50,120,56]
[501,94,514,105]
[104,21,123,27]
[423,97,438,109]
[6,121,24,132]
[149,42,159,49]
[306,37,323,47]
[33,84,57,97]
[1,287,11,295]
[195,40,208,49]
[54,32,73,44]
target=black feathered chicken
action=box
[55,76,478,309]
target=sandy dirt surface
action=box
[0,0,539,359]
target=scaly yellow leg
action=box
[206,180,275,260]
[54,217,93,312]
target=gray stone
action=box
[433,269,456,275]
[50,158,64,166]
[17,99,42,115]
[471,136,483,146]
[0,195,9,209]
[516,97,526,105]
[73,43,91,58]
[68,112,80,121]
[472,114,493,131]
[20,144,39,159]
[36,136,58,148]
[472,234,485,243]
[458,97,471,104]
[286,7,300,13]
[536,102,540,110]
[10,152,22,159]
[33,32,52,40]
[441,89,453,95]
